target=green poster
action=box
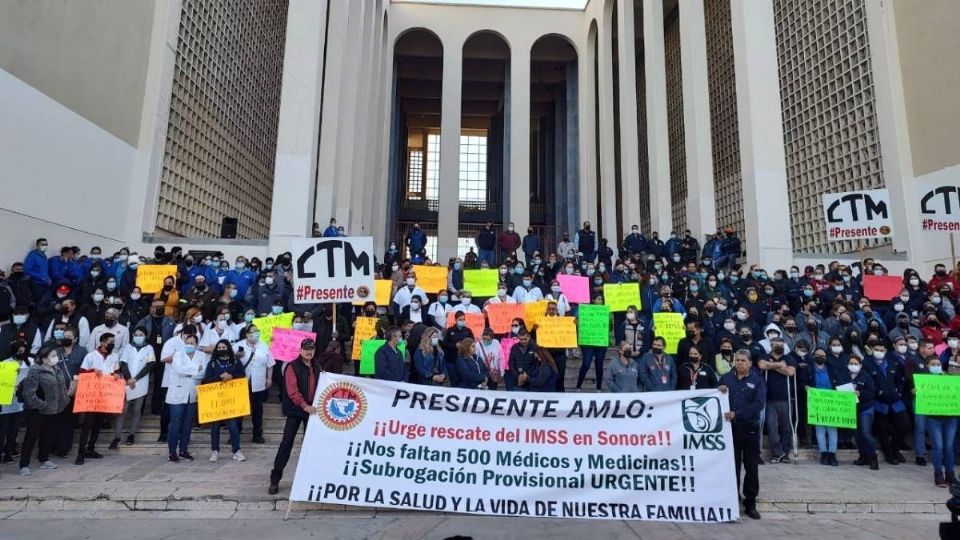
[577,304,610,347]
[359,340,406,376]
[806,387,857,429]
[914,374,960,416]
[463,269,500,297]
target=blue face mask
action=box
[730,276,739,283]
[244,313,255,322]
[271,306,283,315]
[53,329,65,340]
[184,345,196,354]
[133,335,146,346]
[929,365,943,375]
[454,263,462,271]
[515,268,524,275]
[522,280,532,287]
[803,289,814,298]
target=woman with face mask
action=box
[110,326,155,448]
[120,286,148,326]
[413,327,447,386]
[921,357,957,487]
[201,339,247,463]
[474,329,503,390]
[234,325,274,443]
[847,356,879,470]
[17,345,73,476]
[805,347,845,466]
[0,343,31,464]
[544,280,571,316]
[157,275,180,319]
[166,334,206,462]
[80,287,109,328]
[215,283,243,323]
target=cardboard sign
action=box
[270,327,317,362]
[806,387,858,429]
[463,269,500,297]
[914,374,960,416]
[134,265,177,294]
[351,317,379,360]
[251,312,294,345]
[445,312,486,340]
[536,317,577,348]
[653,312,686,354]
[486,303,526,334]
[603,283,641,312]
[524,300,549,329]
[412,265,448,295]
[557,275,590,304]
[0,361,18,406]
[500,337,517,364]
[359,340,406,376]
[578,304,610,347]
[822,189,892,240]
[352,279,392,307]
[292,237,376,303]
[862,274,904,301]
[73,372,125,414]
[197,377,251,424]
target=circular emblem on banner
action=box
[319,382,367,431]
[879,225,892,235]
[356,285,371,299]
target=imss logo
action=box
[681,397,726,451]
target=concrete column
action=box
[616,0,641,233]
[347,0,375,235]
[730,0,792,269]
[508,39,532,238]
[329,0,365,223]
[314,0,350,223]
[367,10,390,250]
[597,9,618,242]
[437,33,463,262]
[267,0,329,254]
[644,0,673,235]
[679,0,717,238]
[577,26,598,231]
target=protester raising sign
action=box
[463,269,499,297]
[270,327,317,362]
[806,387,857,429]
[577,304,610,347]
[292,237,376,304]
[524,301,549,328]
[914,374,960,416]
[73,373,125,414]
[653,313,685,354]
[359,340,407,376]
[351,317,379,361]
[486,303,526,334]
[251,312,294,345]
[135,265,177,294]
[197,377,251,424]
[536,317,577,348]
[603,283,641,312]
[290,373,739,522]
[412,265,448,294]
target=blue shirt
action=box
[813,366,832,389]
[719,370,766,424]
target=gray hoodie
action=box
[22,363,70,415]
[604,358,641,393]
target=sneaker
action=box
[744,507,761,520]
[233,450,246,462]
[769,454,782,464]
[157,435,167,443]
[168,454,180,463]
[252,436,265,444]
[18,467,30,477]
[85,450,103,459]
[179,452,195,462]
[209,451,219,462]
[108,438,120,451]
[38,460,57,470]
[125,434,135,446]
[916,456,927,466]
[75,455,85,466]
[268,483,279,495]
[779,455,792,464]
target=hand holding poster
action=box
[464,269,499,297]
[486,303,526,334]
[556,275,590,304]
[914,374,960,416]
[359,340,407,376]
[197,377,251,424]
[578,304,610,347]
[352,317,379,360]
[292,237,375,304]
[290,373,739,522]
[135,265,178,294]
[445,312,487,340]
[0,361,18,405]
[536,317,577,348]
[413,265,448,294]
[252,312,294,345]
[270,327,317,362]
[524,300,549,328]
[653,313,685,354]
[73,372,125,414]
[806,387,857,429]
[603,283,640,312]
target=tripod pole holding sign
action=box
[332,303,337,337]
[951,233,957,271]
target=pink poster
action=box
[557,274,590,304]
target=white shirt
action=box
[234,339,275,392]
[484,295,517,306]
[512,285,544,303]
[474,338,504,373]
[408,307,425,324]
[87,323,129,355]
[452,303,482,315]
[80,349,121,374]
[199,325,235,350]
[545,293,572,316]
[165,349,207,405]
[45,315,91,348]
[427,302,453,328]
[160,335,187,388]
[121,345,155,401]
[392,286,427,311]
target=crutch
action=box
[789,372,799,463]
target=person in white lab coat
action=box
[76,332,122,465]
[235,325,274,444]
[165,334,206,462]
[110,326,155,448]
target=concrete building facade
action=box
[0,0,958,273]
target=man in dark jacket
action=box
[5,262,35,309]
[719,349,766,520]
[863,342,910,465]
[507,329,538,391]
[405,223,427,259]
[374,327,406,382]
[575,222,597,262]
[716,227,741,271]
[521,227,540,264]
[441,312,474,386]
[622,225,647,258]
[270,338,320,494]
[476,221,497,267]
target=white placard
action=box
[822,189,893,240]
[291,237,375,304]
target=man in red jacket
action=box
[928,263,959,299]
[497,222,521,259]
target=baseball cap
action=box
[300,338,316,350]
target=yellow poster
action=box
[653,312,686,354]
[412,265,448,294]
[524,300,549,329]
[352,279,392,307]
[135,265,178,294]
[351,317,379,360]
[251,312,294,345]
[603,283,641,312]
[536,317,577,348]
[197,377,252,424]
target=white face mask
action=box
[950,339,960,349]
[406,278,416,287]
[216,319,227,330]
[13,314,27,325]
[130,293,141,301]
[46,354,60,367]
[93,294,104,303]
[735,311,748,321]
[192,314,203,323]
[265,277,275,286]
[848,364,861,374]
[908,342,919,351]
[723,322,736,332]
[910,279,920,287]
[896,345,907,354]
[831,345,844,355]
[873,351,886,360]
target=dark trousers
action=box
[0,412,21,457]
[157,387,170,437]
[53,404,76,456]
[271,415,308,484]
[77,412,104,453]
[19,409,56,468]
[874,409,910,457]
[552,350,567,392]
[446,360,460,386]
[150,362,165,414]
[240,390,267,438]
[578,347,606,390]
[732,420,760,509]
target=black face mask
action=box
[721,350,732,356]
[814,357,826,365]
[105,320,117,328]
[772,345,784,354]
[898,321,909,328]
[740,335,752,343]
[217,351,230,359]
[685,330,696,339]
[104,343,115,354]
[59,338,73,347]
[365,310,376,317]
[152,308,164,317]
[163,284,174,291]
[195,284,206,291]
[651,347,663,355]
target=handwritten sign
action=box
[536,317,577,348]
[73,373,125,414]
[578,304,610,347]
[269,327,317,362]
[914,374,960,416]
[500,337,517,365]
[359,340,407,376]
[0,361,18,405]
[135,265,177,294]
[413,265,448,294]
[653,312,686,354]
[463,269,500,297]
[557,275,590,304]
[524,300,549,329]
[863,274,905,301]
[486,303,525,334]
[352,279,392,307]
[251,312,294,345]
[197,377,251,424]
[351,317,379,360]
[445,312,486,340]
[603,283,641,312]
[806,387,857,429]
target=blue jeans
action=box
[926,417,957,475]
[167,402,196,456]
[477,249,495,267]
[578,347,606,390]
[856,409,877,455]
[815,425,838,453]
[210,419,240,453]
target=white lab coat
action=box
[165,349,207,405]
[121,345,155,401]
[234,340,275,392]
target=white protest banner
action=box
[290,373,739,523]
[292,237,375,304]
[822,189,892,240]
[919,183,960,232]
